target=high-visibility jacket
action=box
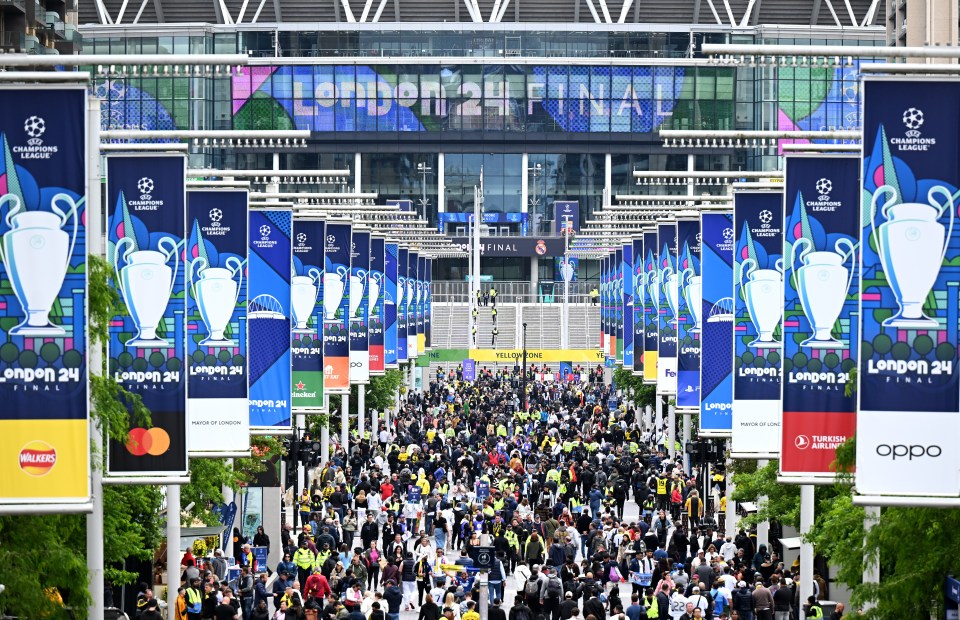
[294,548,315,569]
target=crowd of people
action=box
[162,366,847,620]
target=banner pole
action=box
[667,397,676,460]
[799,485,815,603]
[167,484,182,615]
[682,413,690,475]
[86,95,105,620]
[756,459,770,551]
[358,386,366,438]
[862,505,880,610]
[321,395,330,465]
[724,440,737,539]
[342,394,350,450]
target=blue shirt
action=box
[626,604,645,620]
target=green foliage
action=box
[612,366,656,408]
[102,485,165,585]
[0,514,91,618]
[730,459,801,529]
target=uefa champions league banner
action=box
[615,248,623,362]
[369,236,385,375]
[609,252,617,358]
[782,156,859,478]
[676,218,702,410]
[186,190,250,452]
[291,218,324,409]
[247,208,292,429]
[643,230,659,384]
[397,247,408,363]
[417,255,426,354]
[407,251,419,358]
[107,155,189,476]
[632,238,644,376]
[0,87,89,505]
[623,242,634,369]
[425,258,433,350]
[385,242,399,367]
[657,221,678,394]
[349,228,370,384]
[323,221,351,393]
[732,191,784,457]
[700,212,735,435]
[601,255,608,353]
[857,79,960,497]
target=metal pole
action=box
[358,386,366,438]
[521,323,528,411]
[478,571,489,620]
[756,459,770,551]
[655,399,663,444]
[86,95,105,620]
[667,397,676,460]
[725,440,737,538]
[562,224,570,349]
[296,414,306,490]
[167,484,181,616]
[682,413,691,474]
[863,506,880,610]
[371,408,379,449]
[321,394,330,465]
[799,485,815,603]
[341,394,350,450]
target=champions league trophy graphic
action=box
[681,269,702,334]
[740,256,784,348]
[662,265,680,325]
[406,277,415,316]
[349,269,367,321]
[792,237,855,348]
[291,267,322,333]
[397,276,406,311]
[369,271,383,310]
[191,255,244,345]
[647,267,659,310]
[0,192,78,336]
[871,184,954,329]
[115,235,179,347]
[560,259,575,284]
[323,265,348,323]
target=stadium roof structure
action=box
[81,0,884,29]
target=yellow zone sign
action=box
[468,348,605,363]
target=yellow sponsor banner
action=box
[0,419,89,502]
[468,348,607,364]
[417,334,426,353]
[644,351,658,383]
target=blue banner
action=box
[291,218,324,409]
[349,229,370,384]
[248,209,292,427]
[642,230,659,383]
[369,237,385,374]
[417,255,426,348]
[623,242,634,370]
[0,87,89,504]
[323,222,350,393]
[657,222,678,394]
[632,238,644,376]
[615,248,623,363]
[407,251,418,358]
[700,212,734,434]
[397,247,408,362]
[677,218,702,409]
[425,258,433,349]
[187,190,250,452]
[732,191,783,455]
[555,256,578,282]
[385,242,399,367]
[462,358,476,382]
[439,212,528,235]
[107,155,188,475]
[857,79,960,496]
[554,201,579,234]
[781,156,859,476]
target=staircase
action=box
[475,305,517,349]
[568,304,600,349]
[432,303,470,348]
[521,304,561,349]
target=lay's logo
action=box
[19,441,57,476]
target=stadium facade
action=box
[19,1,892,291]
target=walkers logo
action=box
[13,115,58,159]
[18,441,57,476]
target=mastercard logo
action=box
[19,441,57,476]
[126,427,171,457]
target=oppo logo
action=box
[350,362,363,368]
[875,444,942,460]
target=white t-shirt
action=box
[668,592,688,620]
[687,593,710,614]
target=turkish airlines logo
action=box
[794,435,809,450]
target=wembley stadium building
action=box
[73,0,885,288]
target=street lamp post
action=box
[417,161,432,220]
[528,162,542,233]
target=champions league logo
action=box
[297,232,307,246]
[816,178,832,199]
[253,223,277,249]
[718,227,734,252]
[13,115,58,159]
[808,178,841,212]
[137,177,154,200]
[201,207,230,237]
[209,208,223,227]
[759,210,773,227]
[891,107,935,151]
[259,224,271,240]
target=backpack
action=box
[524,577,541,597]
[546,576,563,598]
[513,607,532,620]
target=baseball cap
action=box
[738,581,746,588]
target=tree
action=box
[612,366,656,409]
